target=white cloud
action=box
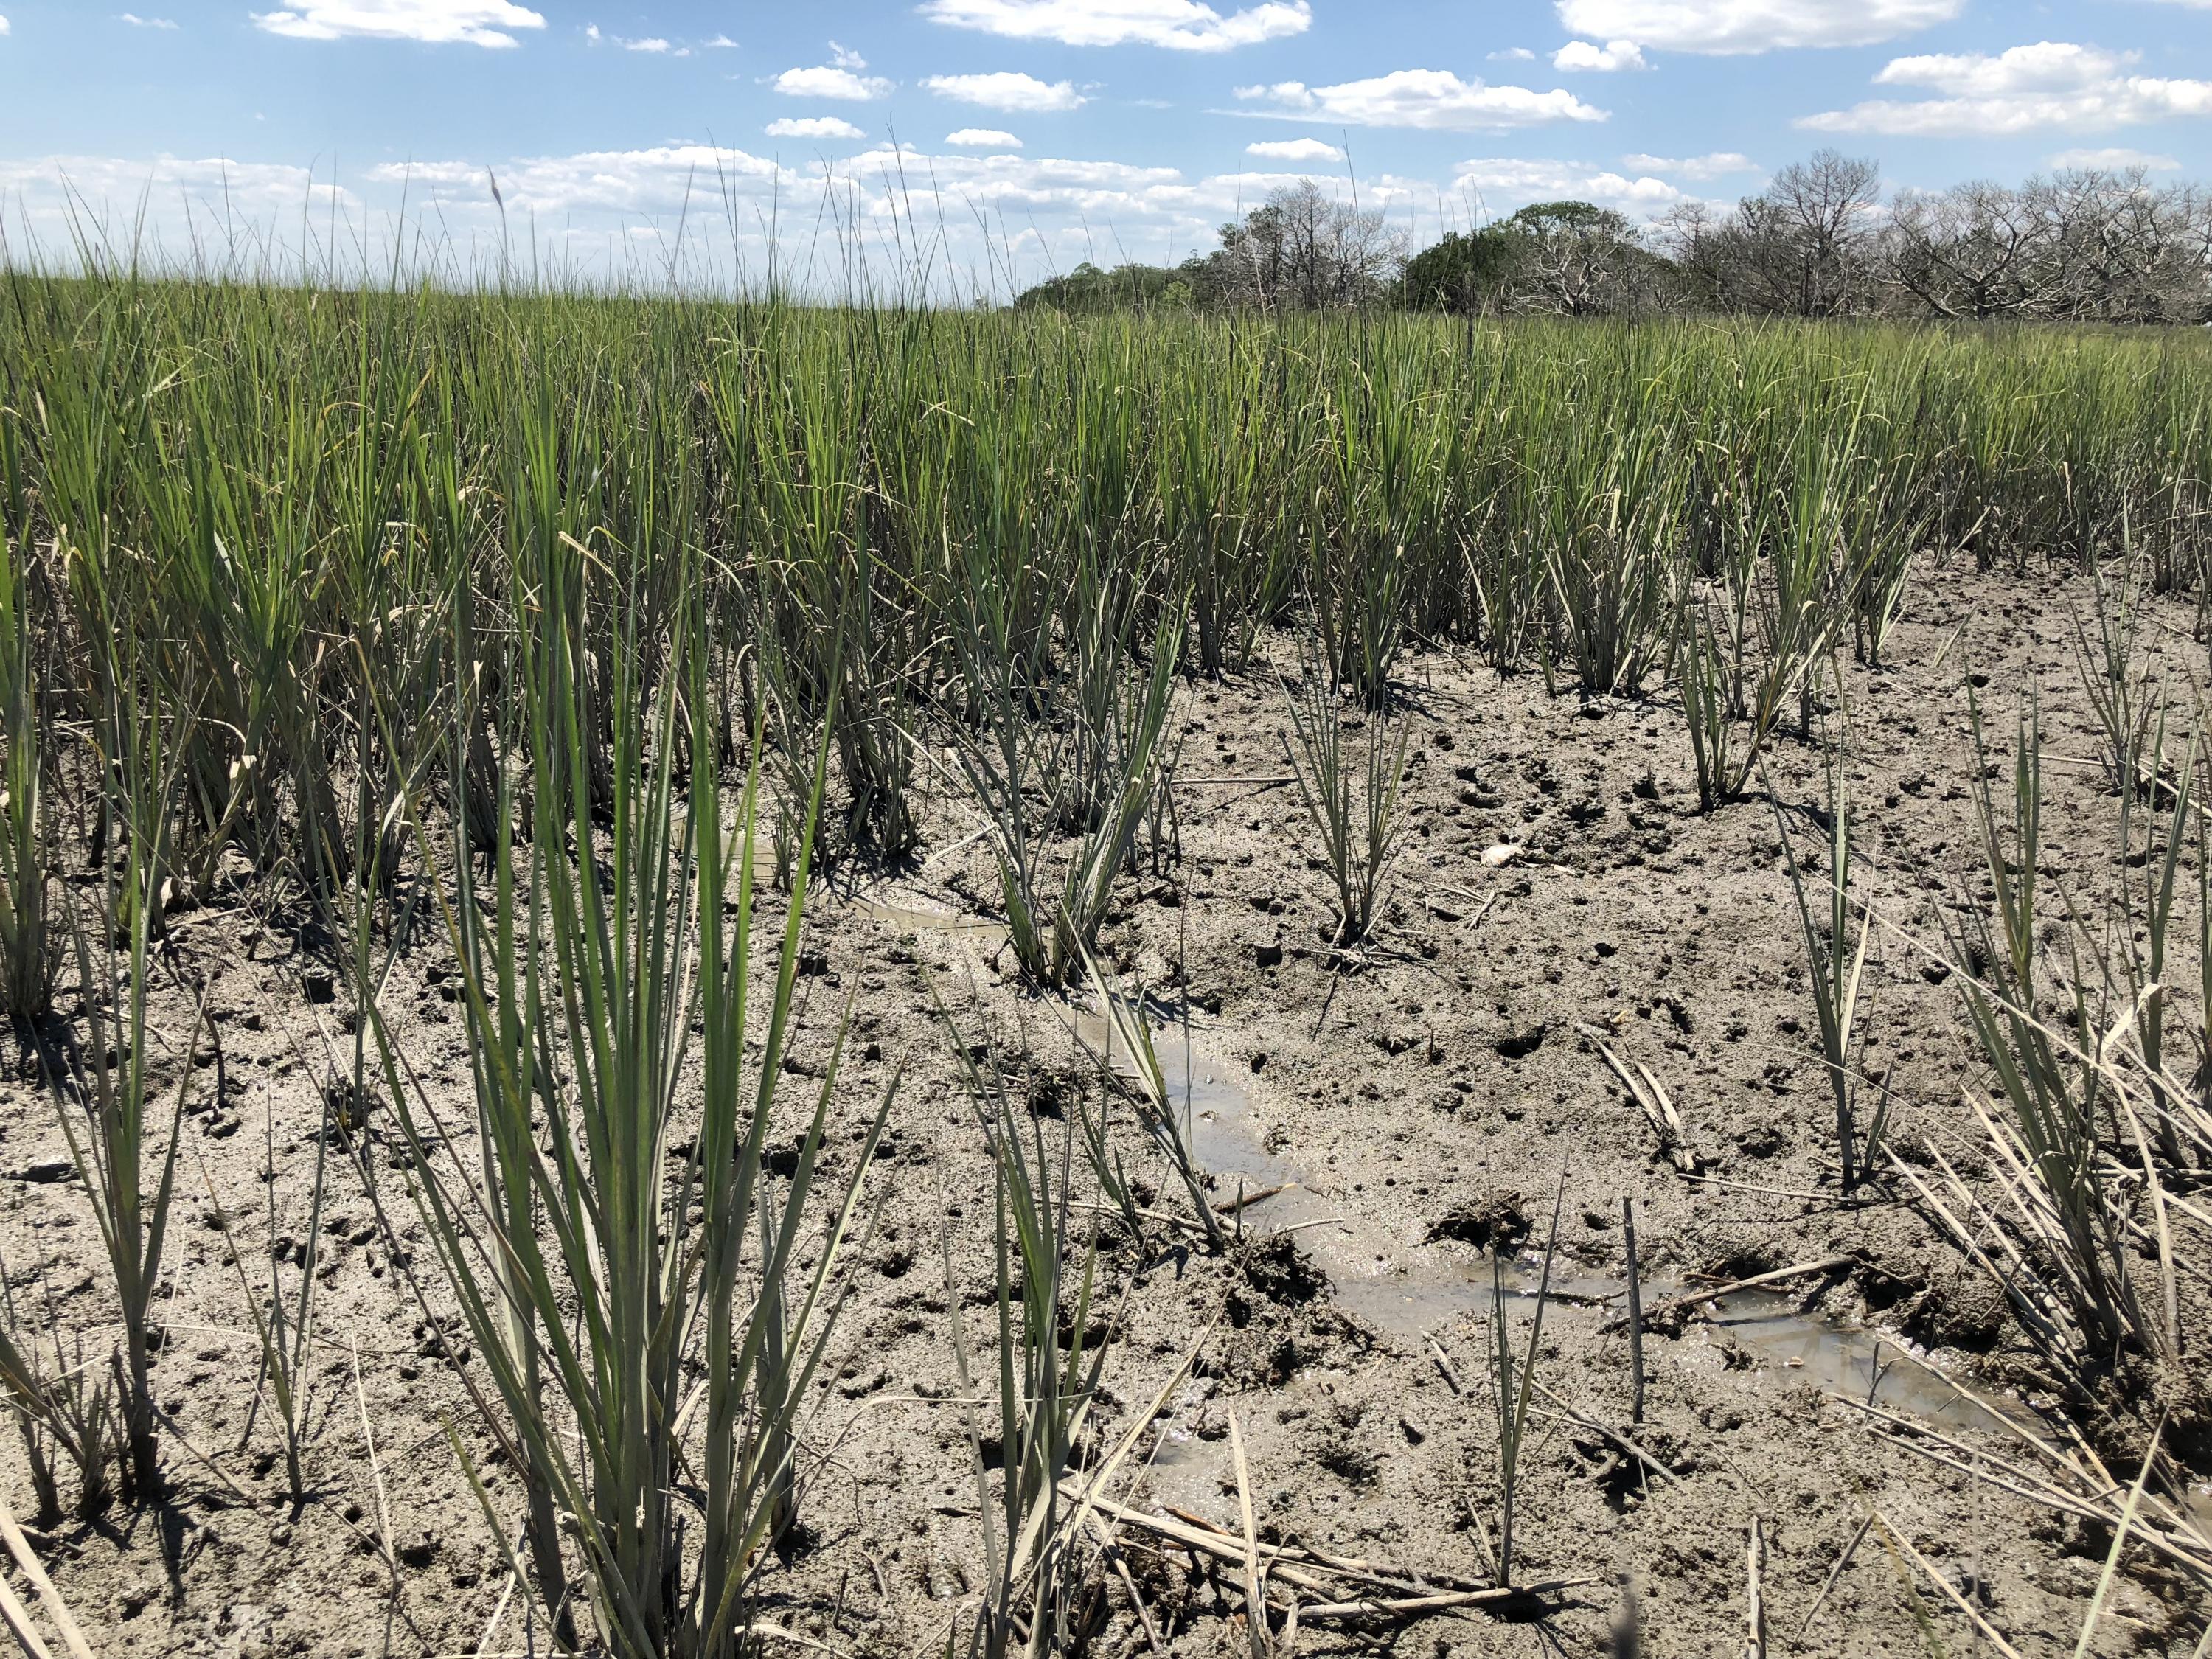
[1874,41,2127,97]
[773,63,894,100]
[822,144,1419,230]
[766,116,866,139]
[1245,137,1342,161]
[3,142,1438,295]
[251,0,546,46]
[370,145,790,218]
[1620,149,1757,178]
[703,34,737,48]
[2049,146,2180,172]
[917,0,1310,51]
[0,16,9,35]
[1554,38,1646,72]
[0,154,358,250]
[1233,71,1607,130]
[379,140,1398,243]
[587,24,689,54]
[120,13,180,27]
[1801,42,2212,136]
[924,71,1085,111]
[1454,156,1691,216]
[1489,46,1536,62]
[1554,0,1960,55]
[945,127,1023,146]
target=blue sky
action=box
[1,1,2208,291]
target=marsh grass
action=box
[1928,689,2183,1383]
[1281,651,1412,948]
[367,524,891,1656]
[0,450,53,1025]
[1771,726,1885,1192]
[946,1023,1116,1659]
[956,583,1183,986]
[1078,947,1224,1252]
[1483,1173,1566,1588]
[54,667,206,1503]
[0,1264,118,1525]
[4,265,2212,1644]
[201,1096,330,1509]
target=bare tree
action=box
[1210,180,1405,310]
[1880,181,2045,320]
[2032,168,2212,323]
[1750,150,1882,317]
[1659,150,1881,318]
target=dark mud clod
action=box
[1427,1194,1532,1251]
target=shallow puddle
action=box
[849,893,1008,939]
[841,885,2025,1436]
[1137,1012,2024,1433]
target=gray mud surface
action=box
[2,561,2208,1656]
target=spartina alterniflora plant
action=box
[369,515,890,1658]
[0,1257,119,1524]
[423,600,571,1624]
[1077,945,1224,1252]
[1933,688,2173,1377]
[58,680,206,1503]
[945,1017,1116,1659]
[1048,603,1183,980]
[2073,556,2161,800]
[1482,1172,1565,1589]
[2110,717,2200,1172]
[201,1096,331,1509]
[1281,648,1412,948]
[1677,589,1745,813]
[1768,725,1885,1193]
[0,419,54,1026]
[955,576,1184,986]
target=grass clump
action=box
[370,524,890,1656]
[1281,655,1412,950]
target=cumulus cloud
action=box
[1245,137,1342,161]
[2049,145,2180,172]
[1801,41,2212,136]
[0,16,10,34]
[120,13,180,27]
[1620,150,1757,178]
[1554,39,1646,72]
[773,63,894,100]
[369,145,790,218]
[924,71,1085,111]
[1554,0,1960,55]
[766,116,866,139]
[251,0,546,46]
[1234,70,1607,130]
[821,144,1419,230]
[9,142,1441,295]
[0,155,358,248]
[945,128,1023,147]
[388,142,1414,237]
[1488,46,1536,62]
[1874,41,2129,97]
[917,0,1310,52]
[1453,155,1691,215]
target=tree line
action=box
[1014,153,2212,325]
